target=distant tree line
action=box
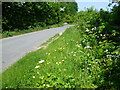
[2,2,78,31]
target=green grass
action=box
[1,11,120,88]
[1,23,64,39]
[2,26,101,88]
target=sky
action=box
[75,0,111,11]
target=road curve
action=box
[1,25,74,72]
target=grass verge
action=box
[1,22,120,88]
[1,26,101,88]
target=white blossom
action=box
[84,46,91,49]
[86,28,89,32]
[59,32,63,36]
[39,60,45,63]
[35,66,39,68]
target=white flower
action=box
[97,36,99,38]
[60,7,65,11]
[104,49,108,52]
[33,76,35,78]
[92,28,94,30]
[100,34,102,36]
[103,34,106,37]
[84,46,91,49]
[39,60,45,63]
[92,27,97,30]
[59,32,63,36]
[73,54,76,56]
[64,23,67,25]
[86,28,89,32]
[35,66,39,68]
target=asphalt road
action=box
[1,25,74,72]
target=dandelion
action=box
[39,60,45,63]
[33,76,35,78]
[35,66,39,68]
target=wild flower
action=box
[56,62,59,65]
[103,34,106,37]
[46,84,51,87]
[74,52,77,53]
[33,76,35,78]
[73,54,76,56]
[59,32,63,36]
[35,66,39,68]
[92,28,94,31]
[62,60,65,62]
[97,36,100,38]
[100,34,102,36]
[84,46,91,49]
[104,49,108,52]
[59,62,62,64]
[39,60,45,63]
[86,28,89,32]
[37,72,39,74]
[92,27,96,30]
[76,44,81,47]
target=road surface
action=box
[1,25,74,72]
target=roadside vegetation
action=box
[1,2,77,38]
[1,23,64,39]
[2,1,120,89]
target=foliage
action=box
[1,23,64,39]
[1,1,120,89]
[2,2,78,32]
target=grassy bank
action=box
[1,23,64,39]
[2,10,120,88]
[2,26,96,88]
